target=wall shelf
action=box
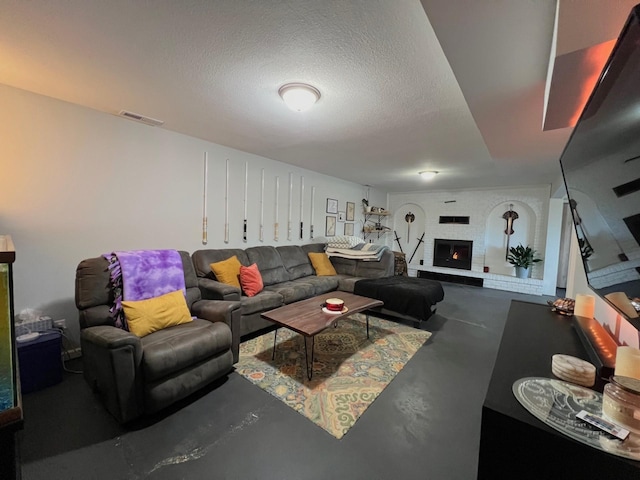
[363,211,391,240]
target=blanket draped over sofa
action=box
[326,243,390,261]
[103,249,186,329]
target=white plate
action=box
[322,306,349,315]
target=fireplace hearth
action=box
[433,238,473,271]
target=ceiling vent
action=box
[118,110,164,127]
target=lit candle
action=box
[574,294,595,318]
[615,346,640,380]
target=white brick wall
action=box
[390,185,551,296]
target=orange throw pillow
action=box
[240,263,264,297]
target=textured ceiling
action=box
[0,0,637,193]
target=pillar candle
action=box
[615,346,640,380]
[574,294,595,318]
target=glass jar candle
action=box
[602,375,640,433]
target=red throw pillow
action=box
[239,263,264,297]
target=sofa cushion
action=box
[141,319,231,382]
[123,290,193,337]
[298,275,339,295]
[240,291,283,315]
[75,256,112,310]
[308,252,338,276]
[263,280,315,304]
[329,255,357,276]
[276,245,315,280]
[246,246,289,286]
[240,264,264,297]
[210,255,242,288]
[336,275,362,293]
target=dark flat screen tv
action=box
[559,3,640,327]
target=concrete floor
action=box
[18,283,555,480]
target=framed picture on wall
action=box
[346,202,355,221]
[326,198,338,214]
[344,223,354,236]
[338,211,345,222]
[326,216,336,236]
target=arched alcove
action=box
[393,203,426,265]
[484,201,537,276]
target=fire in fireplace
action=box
[433,239,473,271]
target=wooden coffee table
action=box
[261,291,383,379]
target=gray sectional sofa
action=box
[191,243,394,362]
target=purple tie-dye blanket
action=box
[104,249,186,330]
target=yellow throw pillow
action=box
[122,290,193,337]
[210,255,242,288]
[308,252,337,276]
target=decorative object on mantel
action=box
[551,354,596,387]
[603,375,640,434]
[574,294,596,318]
[615,346,640,380]
[507,244,542,279]
[547,297,575,316]
[512,377,640,461]
[502,204,519,260]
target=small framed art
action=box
[326,216,336,236]
[326,198,338,214]
[344,223,354,236]
[346,202,355,221]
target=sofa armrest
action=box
[81,325,141,350]
[191,299,242,364]
[80,325,143,423]
[198,278,241,301]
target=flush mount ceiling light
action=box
[419,171,438,180]
[278,83,321,112]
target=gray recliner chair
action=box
[75,251,241,423]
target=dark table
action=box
[478,300,640,479]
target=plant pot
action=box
[515,266,530,279]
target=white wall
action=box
[0,84,387,346]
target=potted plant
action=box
[507,244,542,279]
[362,198,372,213]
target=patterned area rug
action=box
[236,313,431,439]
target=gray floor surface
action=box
[18,283,556,480]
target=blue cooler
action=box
[17,331,62,393]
